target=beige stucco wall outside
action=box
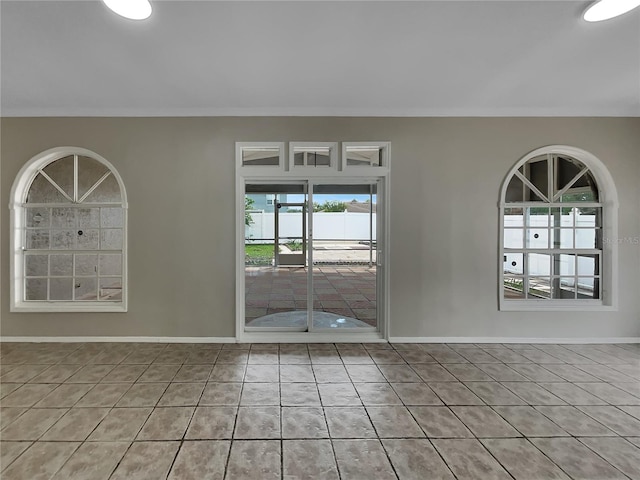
[1,117,639,339]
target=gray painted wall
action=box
[1,117,639,339]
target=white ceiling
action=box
[2,0,639,116]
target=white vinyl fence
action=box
[246,211,376,243]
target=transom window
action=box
[500,146,618,311]
[10,147,127,312]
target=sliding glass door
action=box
[244,180,381,333]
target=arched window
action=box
[499,146,617,311]
[10,147,127,312]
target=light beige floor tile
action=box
[538,382,607,405]
[280,364,316,382]
[51,442,129,480]
[65,365,115,383]
[383,438,455,480]
[577,405,640,436]
[433,439,512,480]
[501,382,567,405]
[1,384,58,407]
[185,406,236,439]
[451,406,521,438]
[157,382,205,406]
[575,382,640,405]
[75,383,131,407]
[0,408,27,430]
[41,407,110,441]
[200,382,242,405]
[137,406,194,440]
[0,365,50,383]
[312,365,350,383]
[0,384,23,400]
[244,365,279,383]
[87,407,152,441]
[354,383,402,406]
[136,364,180,382]
[481,438,570,480]
[282,407,328,438]
[580,436,640,480]
[168,440,230,480]
[281,383,321,406]
[115,382,168,407]
[408,406,473,438]
[463,382,526,405]
[391,383,443,405]
[173,364,213,383]
[535,406,617,436]
[226,440,281,479]
[531,437,627,480]
[378,365,422,383]
[29,365,82,383]
[234,406,280,439]
[239,383,279,405]
[324,407,376,438]
[344,365,386,383]
[413,364,458,382]
[283,440,339,480]
[1,441,79,480]
[493,406,568,437]
[333,439,396,479]
[110,441,179,480]
[1,408,68,440]
[428,383,485,405]
[33,384,93,408]
[367,406,425,438]
[444,364,493,382]
[0,442,32,472]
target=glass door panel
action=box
[310,183,378,330]
[244,183,308,331]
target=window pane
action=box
[50,277,73,300]
[552,277,577,299]
[42,156,74,199]
[99,278,122,301]
[550,207,574,227]
[504,253,524,274]
[27,173,69,203]
[242,148,280,166]
[529,253,550,276]
[101,229,123,250]
[525,208,549,227]
[77,229,100,250]
[504,175,524,203]
[75,254,97,276]
[51,207,76,228]
[75,277,97,300]
[77,208,100,228]
[50,254,73,276]
[551,229,574,249]
[526,228,548,248]
[556,155,585,192]
[577,255,599,276]
[101,208,124,228]
[345,147,381,167]
[100,254,122,276]
[552,254,575,276]
[576,207,601,226]
[77,156,109,200]
[504,207,524,227]
[504,229,524,248]
[503,276,525,298]
[25,254,48,276]
[528,277,550,299]
[25,278,47,300]
[83,174,121,203]
[51,230,74,250]
[26,230,49,249]
[26,208,50,227]
[524,158,548,200]
[575,229,598,249]
[577,277,599,299]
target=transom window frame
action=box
[9,147,128,312]
[499,145,618,311]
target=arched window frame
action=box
[9,147,128,312]
[499,145,618,311]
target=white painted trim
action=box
[0,336,237,343]
[241,332,386,344]
[388,337,640,344]
[3,107,639,117]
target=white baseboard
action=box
[0,336,237,343]
[388,337,640,344]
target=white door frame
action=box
[235,142,390,343]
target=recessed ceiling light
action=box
[583,0,640,22]
[102,0,152,20]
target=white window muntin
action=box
[10,147,128,312]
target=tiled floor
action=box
[245,266,377,326]
[1,342,639,480]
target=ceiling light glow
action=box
[102,0,152,20]
[583,0,640,22]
